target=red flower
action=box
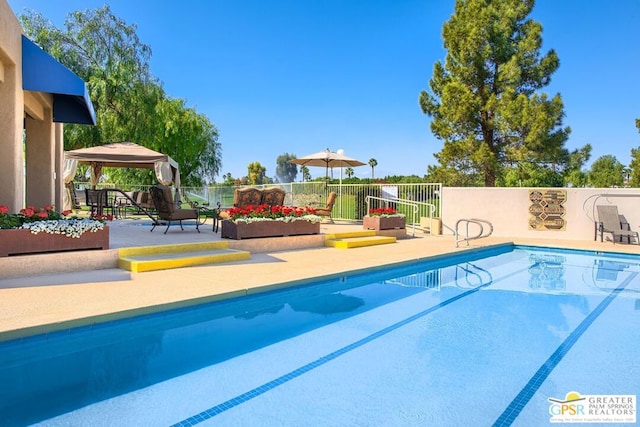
[62,210,72,216]
[44,204,54,211]
[37,211,49,218]
[369,207,397,216]
[0,205,9,214]
[20,208,35,217]
[227,202,319,221]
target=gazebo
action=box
[64,142,181,210]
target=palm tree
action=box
[345,167,354,179]
[368,158,378,179]
[300,165,311,182]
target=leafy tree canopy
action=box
[588,155,624,188]
[300,165,311,182]
[275,153,298,183]
[420,0,575,186]
[19,6,221,186]
[247,161,267,185]
[628,119,640,186]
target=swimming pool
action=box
[1,245,638,426]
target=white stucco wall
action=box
[441,187,640,241]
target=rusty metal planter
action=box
[0,226,109,257]
[363,215,406,230]
[221,220,320,240]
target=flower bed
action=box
[0,204,109,256]
[0,226,109,257]
[363,207,406,230]
[221,219,320,239]
[221,204,322,239]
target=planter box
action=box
[363,215,406,230]
[221,220,320,240]
[0,226,109,257]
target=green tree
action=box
[368,158,378,179]
[419,0,571,186]
[300,166,311,182]
[345,167,354,178]
[561,144,591,187]
[588,155,624,188]
[247,162,267,185]
[500,163,564,187]
[275,153,298,183]
[222,173,235,186]
[20,6,222,186]
[425,164,483,186]
[631,120,640,187]
[630,149,640,187]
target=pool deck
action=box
[1,219,639,342]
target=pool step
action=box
[325,231,397,249]
[118,241,251,273]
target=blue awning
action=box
[21,35,96,125]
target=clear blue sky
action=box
[8,0,640,181]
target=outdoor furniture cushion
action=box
[234,187,263,208]
[260,187,287,206]
[149,185,200,234]
[313,192,337,222]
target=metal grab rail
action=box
[365,196,436,237]
[455,218,493,247]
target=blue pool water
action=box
[1,245,639,426]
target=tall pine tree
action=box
[420,0,571,186]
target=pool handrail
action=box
[455,218,493,247]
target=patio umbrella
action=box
[290,149,365,180]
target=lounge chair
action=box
[149,185,201,234]
[595,205,639,244]
[313,192,337,223]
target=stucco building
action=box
[0,0,95,213]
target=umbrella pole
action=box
[339,164,343,219]
[325,163,329,189]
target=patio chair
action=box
[85,189,116,217]
[149,185,201,234]
[234,187,263,208]
[219,187,263,221]
[313,192,337,223]
[136,191,155,211]
[595,205,639,244]
[260,187,287,206]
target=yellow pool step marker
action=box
[324,231,396,249]
[118,241,251,273]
